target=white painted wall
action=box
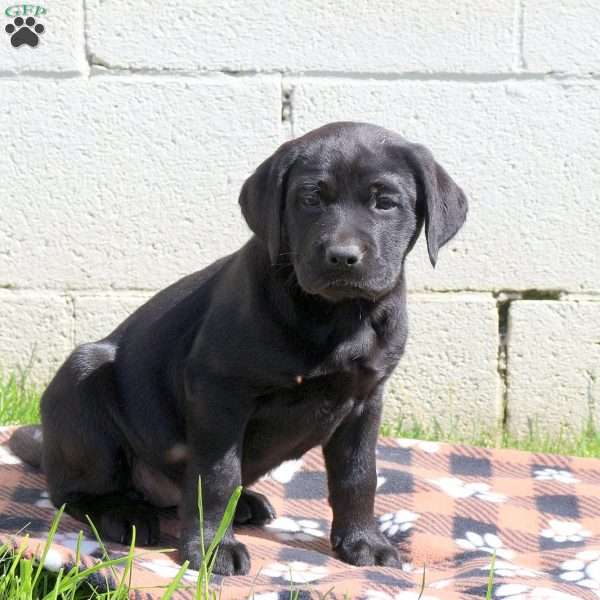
[1,0,599,435]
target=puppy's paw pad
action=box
[235,489,276,526]
[212,540,251,575]
[99,505,160,546]
[374,544,401,567]
[333,529,400,567]
[183,539,251,576]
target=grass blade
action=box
[486,551,496,599]
[417,563,426,599]
[160,560,189,600]
[33,504,65,589]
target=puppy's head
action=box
[240,122,467,302]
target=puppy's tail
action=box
[8,425,43,469]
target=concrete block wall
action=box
[1,0,599,436]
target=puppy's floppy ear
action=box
[406,144,468,267]
[239,139,298,265]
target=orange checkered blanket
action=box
[1,427,599,599]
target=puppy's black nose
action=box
[325,244,363,267]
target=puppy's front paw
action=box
[331,527,400,567]
[181,536,251,576]
[235,489,276,525]
[211,539,251,575]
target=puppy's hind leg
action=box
[60,492,160,546]
[9,425,44,468]
[41,342,159,546]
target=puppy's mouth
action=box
[307,278,388,302]
[292,260,395,303]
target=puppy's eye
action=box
[302,195,320,207]
[299,189,322,208]
[374,197,397,211]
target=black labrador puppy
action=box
[9,121,467,575]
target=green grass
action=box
[0,481,242,599]
[380,416,600,458]
[0,371,41,426]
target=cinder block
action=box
[0,0,86,75]
[506,300,600,437]
[0,290,73,383]
[86,1,514,73]
[523,1,600,74]
[0,75,281,290]
[383,294,501,435]
[290,78,600,293]
[73,293,153,344]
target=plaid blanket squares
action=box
[2,427,600,599]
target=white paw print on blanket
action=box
[43,532,101,571]
[429,477,507,503]
[480,559,541,578]
[455,531,514,560]
[396,439,440,453]
[559,550,600,591]
[379,510,419,537]
[365,589,441,600]
[265,459,304,483]
[262,560,328,583]
[52,531,100,555]
[541,520,592,543]
[35,490,54,509]
[265,516,326,541]
[494,583,579,599]
[139,558,199,582]
[533,469,579,485]
[0,444,21,464]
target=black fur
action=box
[9,122,467,575]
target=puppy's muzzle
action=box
[325,244,365,268]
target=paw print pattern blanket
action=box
[2,426,600,599]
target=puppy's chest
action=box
[279,321,393,414]
[241,327,394,482]
[252,361,382,443]
[243,363,381,480]
[294,360,380,404]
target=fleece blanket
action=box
[2,426,600,599]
